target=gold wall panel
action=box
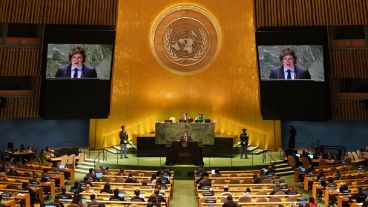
[90,0,281,150]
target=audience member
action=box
[109,188,124,201]
[68,194,83,207]
[221,185,232,197]
[70,181,83,194]
[100,183,113,194]
[307,197,317,207]
[118,168,125,176]
[147,174,157,184]
[265,165,275,176]
[269,183,282,195]
[87,194,99,207]
[6,166,18,176]
[141,179,148,186]
[125,173,138,183]
[195,164,207,177]
[156,165,171,177]
[147,194,161,206]
[0,172,8,181]
[41,168,50,182]
[222,195,240,207]
[84,184,95,193]
[59,186,72,199]
[52,195,64,207]
[131,189,145,202]
[153,189,166,203]
[86,168,96,181]
[240,188,252,197]
[198,174,211,189]
[156,173,170,184]
[22,182,38,205]
[254,169,267,184]
[351,187,368,203]
[333,169,341,180]
[81,177,93,187]
[99,165,108,174]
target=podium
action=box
[165,141,204,166]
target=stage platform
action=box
[78,150,284,179]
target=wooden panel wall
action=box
[330,49,368,120]
[255,0,368,27]
[0,0,117,118]
[0,77,41,118]
[0,0,117,25]
[334,100,368,120]
[0,48,41,118]
[0,0,45,24]
[0,48,40,76]
[332,50,368,78]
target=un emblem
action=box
[151,5,221,74]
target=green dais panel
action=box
[155,122,215,145]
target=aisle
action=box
[170,180,197,207]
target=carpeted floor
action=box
[170,180,197,207]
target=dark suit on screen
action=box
[269,66,311,79]
[55,64,97,78]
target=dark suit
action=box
[180,135,191,142]
[269,66,311,79]
[240,132,249,159]
[55,64,97,78]
[351,192,368,203]
[198,179,211,189]
[222,200,239,207]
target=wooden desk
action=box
[60,199,168,207]
[25,163,75,182]
[312,183,324,198]
[165,141,203,165]
[312,159,340,165]
[13,168,65,188]
[79,192,170,205]
[0,182,44,204]
[1,199,15,207]
[199,201,299,206]
[0,189,30,207]
[6,151,34,162]
[294,170,305,182]
[7,176,56,197]
[337,195,350,207]
[324,188,341,206]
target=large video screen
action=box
[256,29,330,121]
[46,44,113,80]
[258,45,324,81]
[40,25,115,119]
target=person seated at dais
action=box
[195,112,205,123]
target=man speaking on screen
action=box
[269,48,311,80]
[55,46,97,78]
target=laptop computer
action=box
[95,172,103,179]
